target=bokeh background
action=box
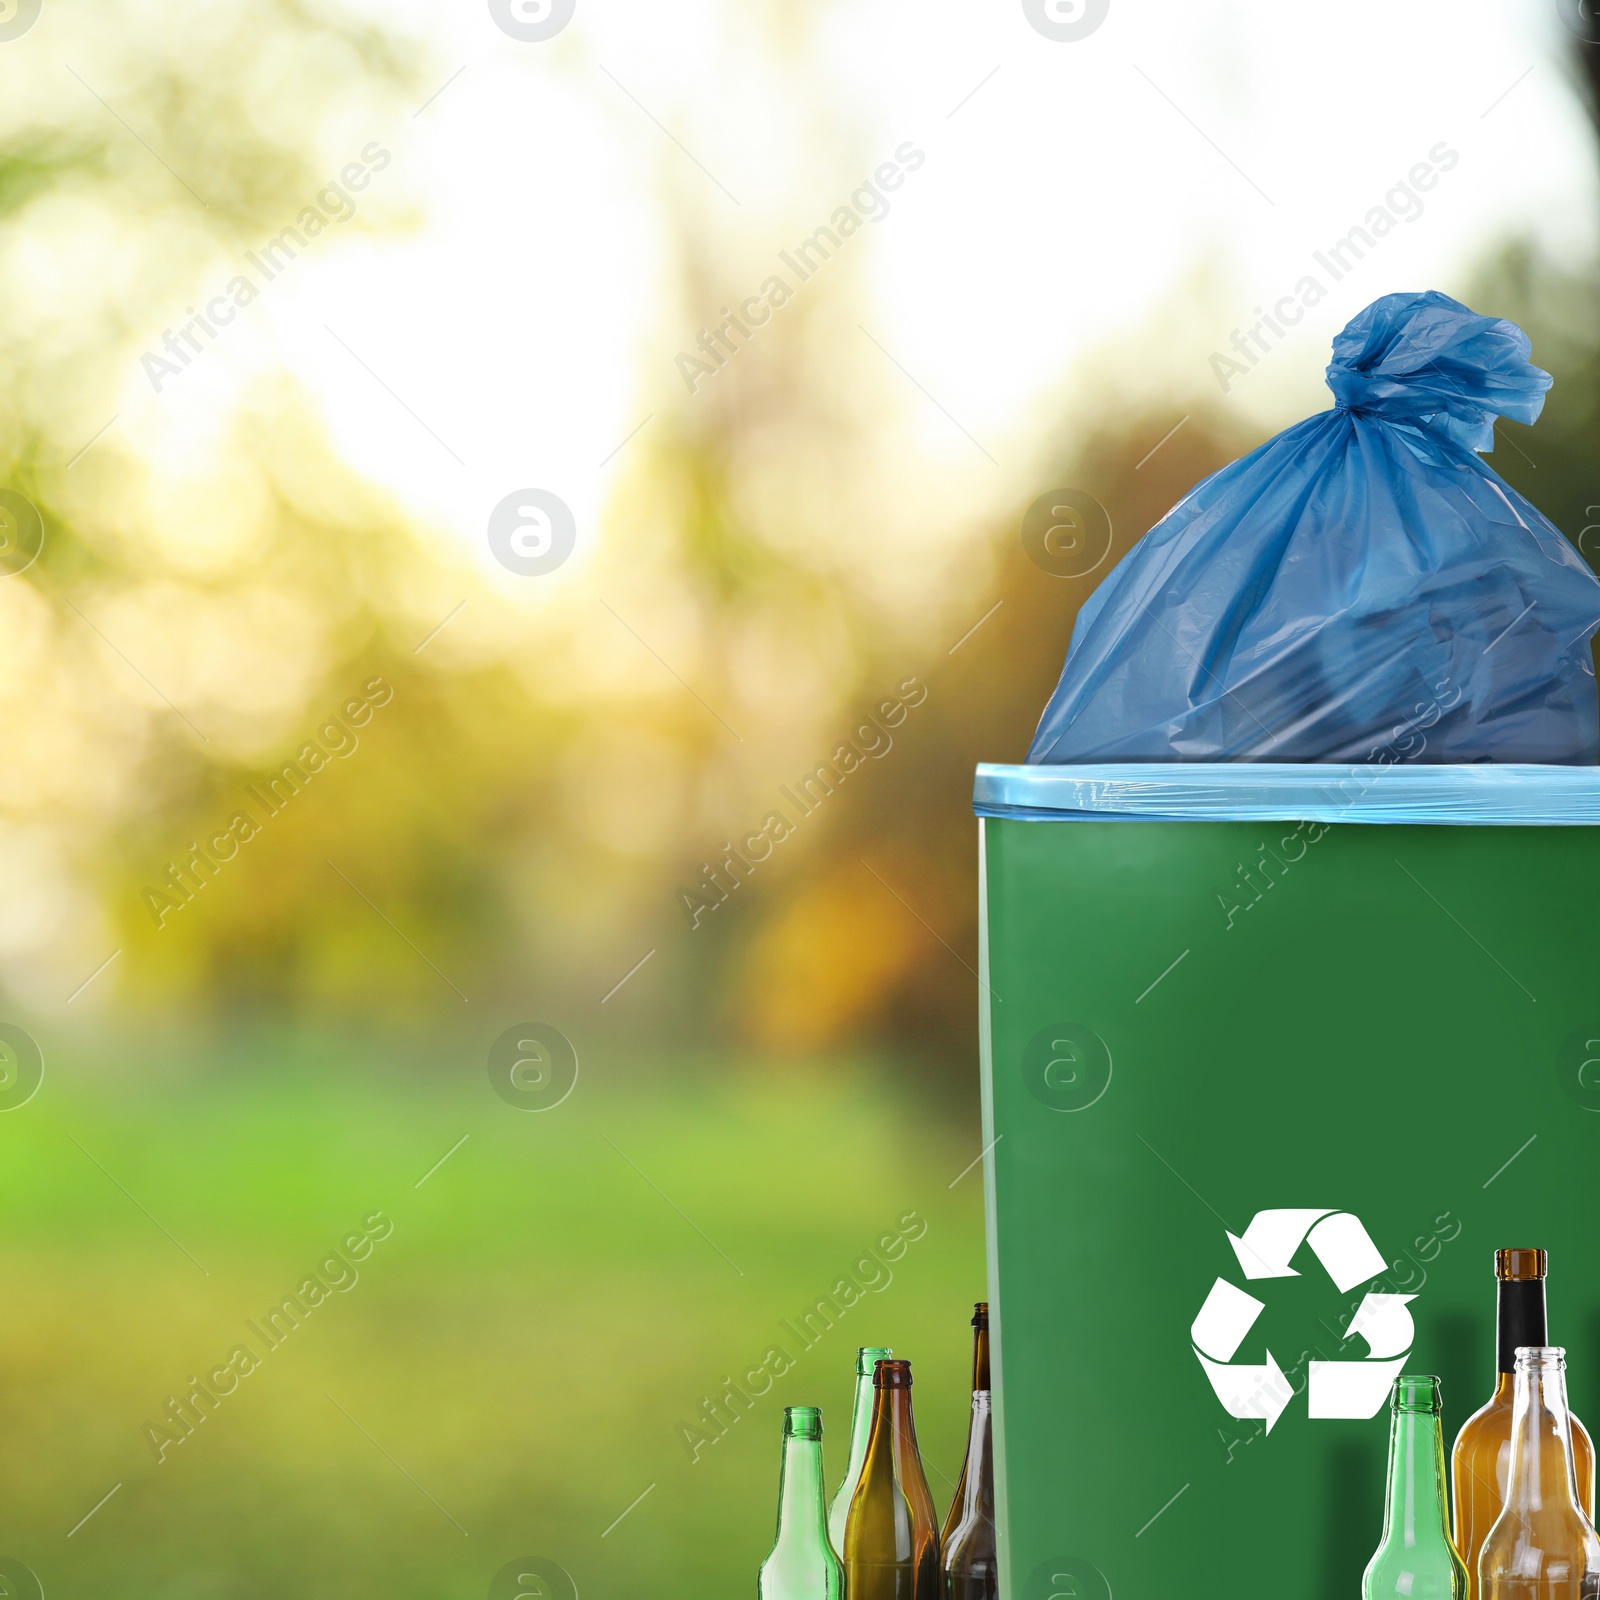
[3,1,1600,1595]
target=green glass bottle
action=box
[1363,1375,1469,1600]
[759,1407,843,1600]
[828,1345,892,1558]
[843,1359,941,1600]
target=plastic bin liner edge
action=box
[973,762,1600,824]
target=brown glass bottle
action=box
[941,1303,990,1548]
[843,1359,941,1600]
[1452,1249,1595,1600]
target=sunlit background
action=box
[2,1,1600,1594]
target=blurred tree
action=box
[0,0,1272,1072]
[6,0,1592,1081]
[714,400,1255,1069]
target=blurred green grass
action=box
[0,1038,985,1598]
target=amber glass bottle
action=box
[843,1359,941,1600]
[941,1304,990,1548]
[1453,1249,1595,1599]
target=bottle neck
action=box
[972,1323,990,1393]
[1379,1401,1453,1550]
[843,1367,877,1486]
[1506,1356,1584,1515]
[865,1383,924,1482]
[1498,1279,1547,1374]
[958,1392,994,1520]
[775,1433,829,1548]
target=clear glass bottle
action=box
[1455,1250,1595,1599]
[843,1359,941,1600]
[759,1406,844,1600]
[943,1389,997,1600]
[1478,1347,1600,1600]
[941,1304,989,1549]
[1362,1374,1468,1600]
[827,1345,891,1558]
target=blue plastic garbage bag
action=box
[1027,291,1600,765]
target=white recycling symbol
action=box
[1190,1208,1415,1434]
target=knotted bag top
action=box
[1323,290,1551,455]
[1025,291,1600,765]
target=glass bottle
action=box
[1455,1250,1596,1598]
[943,1389,997,1600]
[1362,1374,1468,1599]
[758,1406,844,1600]
[941,1304,989,1549]
[1478,1347,1600,1599]
[828,1345,892,1559]
[843,1358,941,1600]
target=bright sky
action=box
[119,0,1600,574]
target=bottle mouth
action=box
[972,1301,989,1329]
[874,1359,913,1389]
[1392,1374,1443,1414]
[1497,1248,1548,1282]
[1514,1345,1566,1371]
[856,1346,892,1376]
[784,1406,823,1440]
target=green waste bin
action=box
[972,761,1600,1600]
